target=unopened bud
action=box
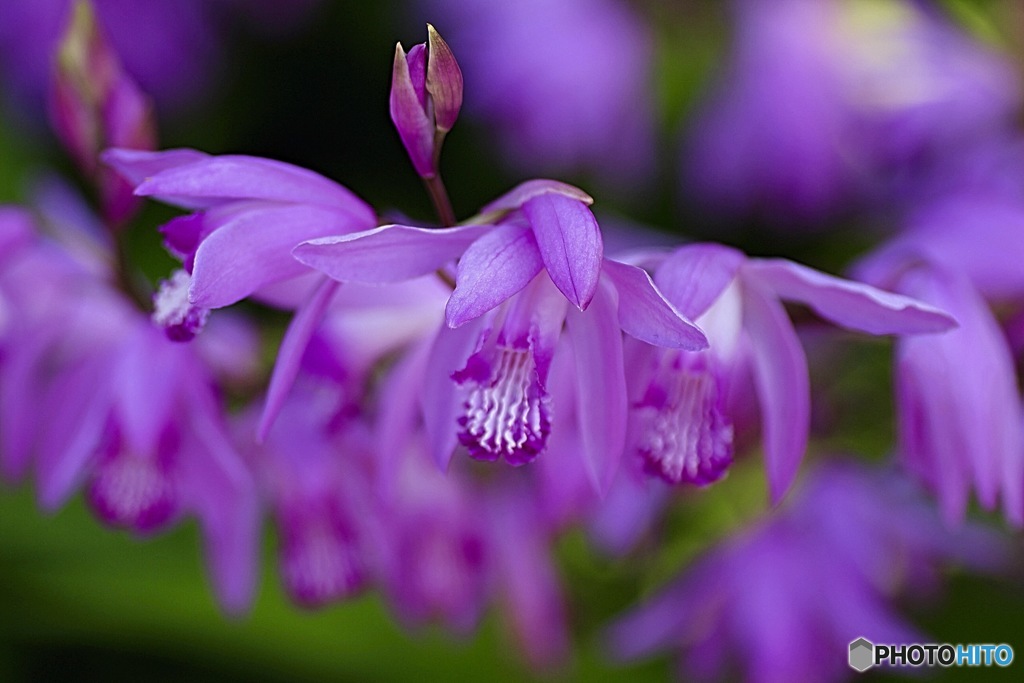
[389,24,464,178]
[51,0,156,226]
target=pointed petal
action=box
[425,24,463,132]
[190,205,363,309]
[422,317,487,471]
[390,42,435,177]
[481,179,593,214]
[601,259,708,350]
[257,278,340,441]
[294,223,490,284]
[741,281,809,504]
[36,357,114,510]
[101,147,211,208]
[133,154,375,223]
[744,258,956,335]
[522,194,603,310]
[181,388,260,615]
[653,243,745,319]
[446,222,543,327]
[566,280,627,494]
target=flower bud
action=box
[51,0,156,226]
[389,24,464,178]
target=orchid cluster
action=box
[2,1,1023,681]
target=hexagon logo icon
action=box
[849,637,875,672]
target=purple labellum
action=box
[633,351,733,486]
[279,499,366,608]
[152,270,208,341]
[453,342,552,466]
[87,437,177,533]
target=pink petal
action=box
[101,147,211,209]
[741,281,810,504]
[653,243,745,319]
[601,259,708,350]
[190,205,364,309]
[133,154,375,223]
[446,222,544,327]
[565,280,628,494]
[294,224,490,284]
[257,277,340,441]
[744,258,956,335]
[522,194,603,310]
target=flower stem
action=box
[424,175,456,227]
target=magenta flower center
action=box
[281,505,364,608]
[455,344,552,466]
[634,354,733,485]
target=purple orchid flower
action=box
[293,181,707,492]
[634,243,955,502]
[606,460,1008,683]
[684,0,1020,224]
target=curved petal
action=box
[566,280,627,495]
[257,278,340,441]
[601,259,708,350]
[134,155,375,223]
[422,316,488,471]
[481,179,593,214]
[101,147,211,209]
[741,282,809,504]
[446,223,544,327]
[653,243,745,319]
[522,194,603,311]
[390,43,435,177]
[190,205,362,309]
[294,224,490,285]
[744,258,956,335]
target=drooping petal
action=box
[522,193,603,311]
[294,224,490,285]
[257,277,341,441]
[182,385,260,615]
[422,316,489,471]
[481,179,594,214]
[565,280,627,494]
[601,259,708,350]
[653,243,746,319]
[133,155,376,223]
[741,282,810,504]
[744,258,956,335]
[446,222,543,327]
[894,263,1024,526]
[190,205,364,309]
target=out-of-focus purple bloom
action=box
[376,443,489,635]
[607,461,1008,683]
[851,139,1024,526]
[391,25,463,179]
[244,383,374,608]
[420,0,656,189]
[50,0,156,227]
[294,181,707,491]
[636,243,954,502]
[0,203,260,614]
[685,0,1020,223]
